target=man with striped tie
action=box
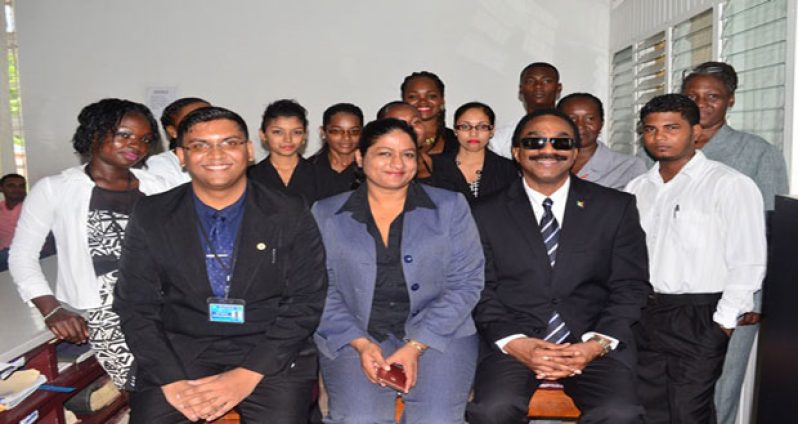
[467,109,650,424]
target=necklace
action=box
[423,136,436,146]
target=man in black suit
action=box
[114,107,327,423]
[467,109,650,423]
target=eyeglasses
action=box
[181,139,248,154]
[113,130,153,145]
[326,127,362,137]
[519,137,576,150]
[454,123,494,132]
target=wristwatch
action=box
[588,335,612,357]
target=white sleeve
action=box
[713,176,767,328]
[8,177,57,302]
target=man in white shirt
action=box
[489,62,562,158]
[625,94,766,423]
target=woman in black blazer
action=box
[309,103,363,199]
[427,102,518,203]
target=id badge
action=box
[207,297,246,324]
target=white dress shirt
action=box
[496,176,619,351]
[624,150,766,329]
[9,166,169,309]
[145,150,191,189]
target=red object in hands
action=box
[377,363,407,392]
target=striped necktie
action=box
[540,198,570,343]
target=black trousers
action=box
[129,339,318,424]
[466,338,644,424]
[635,293,729,424]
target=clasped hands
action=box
[504,337,604,380]
[161,367,264,422]
[350,337,422,393]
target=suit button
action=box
[411,310,420,317]
[404,255,413,263]
[411,283,420,291]
[551,298,560,305]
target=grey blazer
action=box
[311,183,485,359]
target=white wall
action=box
[15,0,610,184]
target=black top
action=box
[308,146,359,200]
[441,127,459,155]
[339,182,435,341]
[88,186,144,276]
[427,149,519,204]
[247,156,319,204]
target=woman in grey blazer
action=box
[312,118,484,423]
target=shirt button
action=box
[389,302,396,307]
[410,283,420,291]
[403,255,413,263]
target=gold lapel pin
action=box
[256,242,267,251]
[577,200,585,208]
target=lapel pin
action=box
[256,242,267,251]
[576,200,585,208]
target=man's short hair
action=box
[177,107,249,146]
[520,62,560,82]
[511,108,581,148]
[556,93,604,123]
[0,173,24,185]
[639,94,700,126]
[681,61,738,95]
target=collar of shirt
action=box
[192,186,248,235]
[337,181,436,223]
[521,176,570,226]
[646,150,708,185]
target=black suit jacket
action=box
[471,176,650,368]
[113,181,327,388]
[247,156,320,204]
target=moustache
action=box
[527,154,570,161]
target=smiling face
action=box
[360,129,418,192]
[92,112,153,169]
[260,116,306,158]
[682,74,734,129]
[512,114,578,195]
[382,104,426,144]
[641,111,700,165]
[177,118,253,194]
[454,107,494,153]
[559,97,602,148]
[402,76,444,122]
[322,112,362,156]
[519,66,562,112]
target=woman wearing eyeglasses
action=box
[9,99,168,389]
[427,102,518,203]
[310,103,363,199]
[248,99,320,204]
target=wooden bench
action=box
[393,383,580,422]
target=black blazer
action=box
[248,156,320,204]
[471,177,650,369]
[113,181,328,388]
[427,149,519,203]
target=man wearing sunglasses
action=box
[468,109,650,423]
[114,107,327,423]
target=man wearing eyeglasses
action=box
[114,106,327,423]
[467,109,650,423]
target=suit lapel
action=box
[227,187,278,298]
[554,176,593,272]
[164,186,214,299]
[505,180,552,275]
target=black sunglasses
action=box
[519,137,576,150]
